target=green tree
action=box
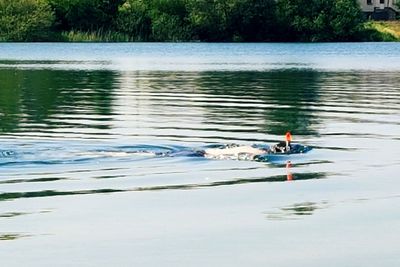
[116,0,191,41]
[187,0,236,41]
[115,0,152,41]
[330,0,365,40]
[187,0,278,41]
[277,0,364,41]
[230,0,278,41]
[150,0,191,41]
[0,0,55,41]
[48,0,123,31]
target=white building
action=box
[359,0,399,20]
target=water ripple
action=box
[0,53,399,208]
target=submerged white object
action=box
[204,145,265,160]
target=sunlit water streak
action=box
[0,43,399,266]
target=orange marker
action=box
[285,131,292,142]
[285,131,292,150]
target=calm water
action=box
[0,43,400,266]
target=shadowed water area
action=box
[0,43,399,266]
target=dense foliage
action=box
[277,0,364,41]
[47,0,124,30]
[0,0,392,42]
[0,0,55,41]
[187,0,278,41]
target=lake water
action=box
[0,43,399,266]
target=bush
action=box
[330,0,364,41]
[151,13,191,41]
[150,0,191,41]
[359,21,399,41]
[0,0,55,41]
[230,0,278,41]
[116,0,191,41]
[277,0,364,41]
[187,0,235,41]
[187,0,278,42]
[115,0,152,41]
[48,0,124,31]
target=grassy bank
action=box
[364,21,400,41]
[61,30,135,42]
[54,20,400,43]
[61,24,400,42]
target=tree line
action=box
[0,0,385,42]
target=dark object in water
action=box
[168,149,206,157]
[254,144,312,162]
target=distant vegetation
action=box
[0,0,398,42]
[364,21,400,41]
[0,0,55,41]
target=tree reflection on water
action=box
[0,68,117,133]
[194,70,322,137]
